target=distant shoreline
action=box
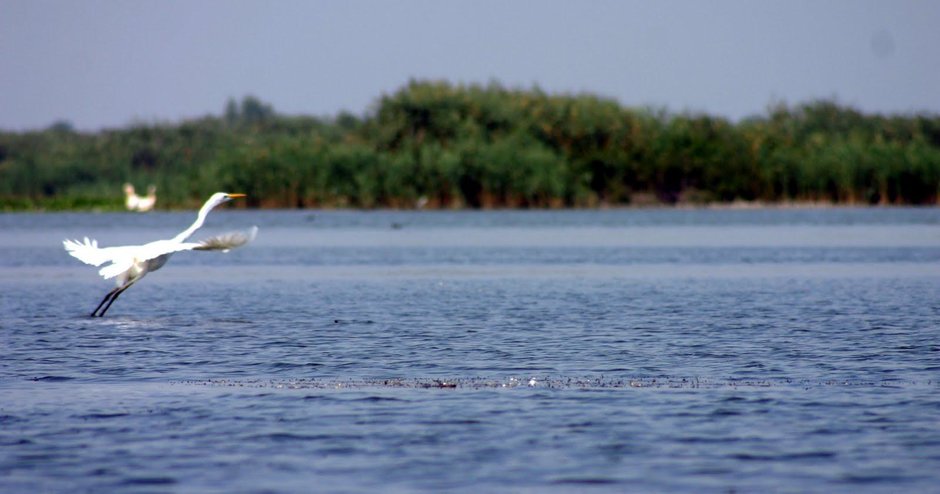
[4,200,937,214]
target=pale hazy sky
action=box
[1,0,938,131]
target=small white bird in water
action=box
[64,192,257,317]
[124,183,157,212]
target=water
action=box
[1,208,939,493]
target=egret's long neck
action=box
[172,201,216,243]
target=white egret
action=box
[124,183,157,212]
[64,192,257,317]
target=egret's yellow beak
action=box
[228,193,247,199]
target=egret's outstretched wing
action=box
[65,238,136,280]
[68,239,201,280]
[193,226,258,252]
[63,238,128,267]
[94,240,198,280]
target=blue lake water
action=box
[1,207,939,493]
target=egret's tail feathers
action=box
[194,226,258,253]
[63,237,109,266]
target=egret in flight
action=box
[64,192,257,317]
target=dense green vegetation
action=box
[2,81,938,210]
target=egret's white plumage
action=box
[64,192,256,317]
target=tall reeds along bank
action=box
[1,84,938,209]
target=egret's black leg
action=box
[91,286,122,317]
[97,282,134,317]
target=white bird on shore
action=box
[124,183,157,212]
[64,192,257,317]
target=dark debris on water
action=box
[170,376,930,391]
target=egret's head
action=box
[205,192,246,210]
[123,183,135,194]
